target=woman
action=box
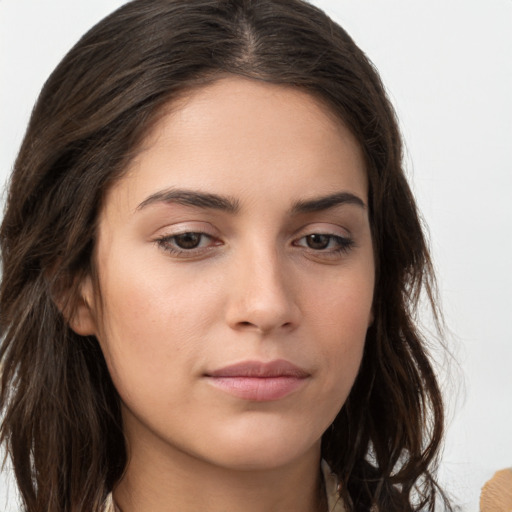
[0,1,452,511]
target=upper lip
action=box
[206,359,310,378]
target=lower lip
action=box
[205,376,307,401]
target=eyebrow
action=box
[136,188,240,213]
[291,192,366,213]
[136,188,365,214]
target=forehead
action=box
[104,76,367,213]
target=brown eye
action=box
[155,231,221,257]
[293,233,355,255]
[173,232,202,249]
[305,234,331,250]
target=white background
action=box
[1,1,511,511]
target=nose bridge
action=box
[226,237,299,333]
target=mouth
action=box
[204,359,310,401]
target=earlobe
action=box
[68,296,97,336]
[57,275,97,336]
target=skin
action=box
[72,76,375,512]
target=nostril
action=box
[235,319,294,332]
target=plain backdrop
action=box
[1,1,511,511]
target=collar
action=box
[322,459,346,512]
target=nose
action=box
[225,248,301,335]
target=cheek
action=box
[303,263,373,391]
[97,249,213,336]
[92,249,228,390]
[306,261,374,336]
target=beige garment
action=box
[102,460,346,512]
[480,468,512,512]
[321,459,347,512]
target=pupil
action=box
[307,234,329,249]
[175,233,201,249]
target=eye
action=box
[294,233,354,253]
[304,234,334,250]
[155,231,219,256]
[172,232,205,249]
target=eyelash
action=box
[154,231,355,258]
[292,233,355,255]
[155,232,218,257]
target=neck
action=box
[113,439,325,512]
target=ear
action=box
[56,274,97,336]
[68,276,97,336]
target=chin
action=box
[199,423,323,472]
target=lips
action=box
[204,360,310,401]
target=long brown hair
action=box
[1,1,452,510]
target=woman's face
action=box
[75,76,374,472]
